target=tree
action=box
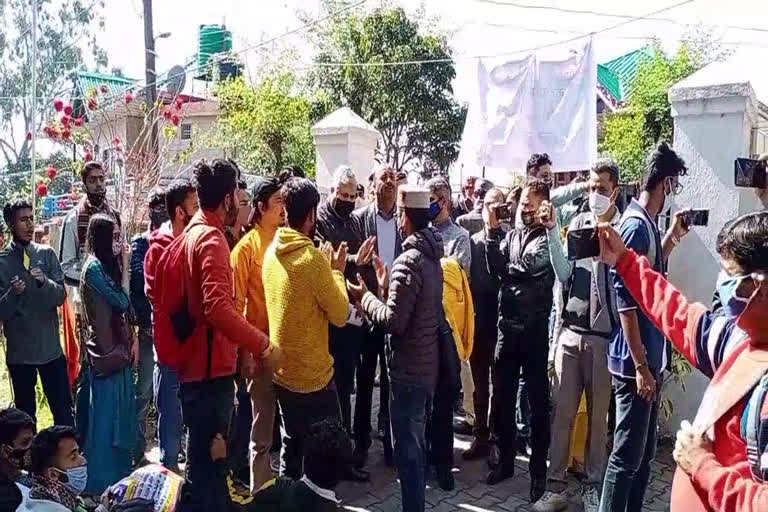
[599,34,730,182]
[0,0,107,167]
[208,73,315,175]
[308,6,465,175]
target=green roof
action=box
[74,71,138,97]
[598,47,654,103]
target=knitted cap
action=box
[397,186,430,209]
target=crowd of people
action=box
[0,146,766,512]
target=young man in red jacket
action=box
[157,160,274,507]
[597,211,768,512]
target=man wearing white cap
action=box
[348,186,447,512]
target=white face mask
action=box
[589,191,612,217]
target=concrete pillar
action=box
[311,107,380,198]
[663,75,761,434]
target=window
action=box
[181,123,192,140]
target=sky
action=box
[96,0,768,103]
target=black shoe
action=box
[453,418,473,436]
[436,467,455,491]
[352,448,368,470]
[486,465,515,485]
[530,476,547,503]
[462,438,490,460]
[342,466,371,483]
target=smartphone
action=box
[567,227,600,261]
[495,204,512,220]
[735,158,767,188]
[684,209,709,227]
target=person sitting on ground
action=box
[28,426,88,512]
[0,408,36,510]
[596,211,768,512]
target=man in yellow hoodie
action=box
[262,177,350,480]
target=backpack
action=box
[152,230,197,370]
[744,371,768,482]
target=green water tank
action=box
[197,24,233,72]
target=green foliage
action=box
[309,6,465,175]
[210,73,315,175]
[599,37,724,183]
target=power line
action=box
[474,0,768,34]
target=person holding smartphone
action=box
[532,160,622,512]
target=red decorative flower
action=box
[45,126,60,139]
[125,92,133,103]
[112,137,121,145]
[64,104,73,116]
[88,97,99,111]
[73,117,84,127]
[84,151,93,162]
[26,131,32,140]
[171,114,180,126]
[163,109,172,119]
[61,115,71,127]
[53,99,64,112]
[100,84,108,93]
[36,183,48,197]
[176,97,184,109]
[61,129,71,140]
[47,166,58,179]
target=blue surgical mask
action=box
[428,201,441,221]
[64,464,88,495]
[716,271,751,318]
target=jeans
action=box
[7,355,74,426]
[275,381,342,479]
[355,326,390,454]
[599,375,659,512]
[330,324,363,439]
[135,329,154,456]
[470,303,497,441]
[391,381,431,512]
[179,376,235,508]
[491,321,550,478]
[154,364,183,467]
[229,377,252,480]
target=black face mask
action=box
[333,198,356,218]
[3,445,30,471]
[521,211,536,226]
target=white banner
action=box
[462,39,596,172]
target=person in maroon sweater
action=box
[596,211,768,512]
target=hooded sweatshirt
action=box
[263,227,349,393]
[615,249,768,512]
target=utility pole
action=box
[31,0,38,212]
[142,0,159,160]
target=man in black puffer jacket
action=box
[485,179,554,503]
[349,186,446,512]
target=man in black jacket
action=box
[0,408,36,511]
[485,179,554,504]
[129,187,168,463]
[348,185,444,512]
[351,163,402,465]
[315,165,375,481]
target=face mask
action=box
[63,464,88,495]
[112,238,122,257]
[589,191,612,217]
[716,271,751,318]
[521,211,535,226]
[428,201,441,221]
[333,198,356,218]
[3,445,30,471]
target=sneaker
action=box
[453,418,474,436]
[582,486,601,512]
[531,491,569,512]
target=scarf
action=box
[76,197,121,252]
[30,475,85,511]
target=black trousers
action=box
[469,300,498,441]
[355,326,390,452]
[330,324,363,439]
[426,384,455,470]
[491,319,550,479]
[276,381,342,479]
[7,355,74,427]
[179,376,235,508]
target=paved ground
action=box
[336,389,675,512]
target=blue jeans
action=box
[390,381,431,512]
[599,375,659,512]
[135,329,155,456]
[154,363,183,467]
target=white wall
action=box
[314,129,379,197]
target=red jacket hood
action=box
[736,289,768,345]
[144,221,176,303]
